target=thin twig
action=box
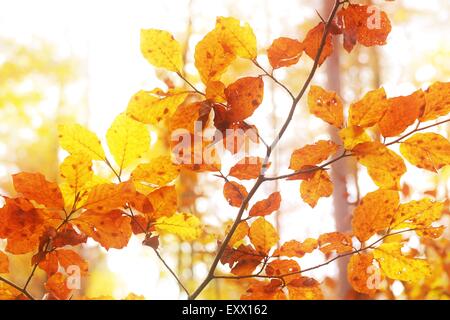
[0,276,35,300]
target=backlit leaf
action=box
[58,124,105,160]
[303,22,333,66]
[338,126,371,150]
[347,253,377,295]
[289,140,338,171]
[249,192,281,217]
[215,17,257,59]
[155,213,201,241]
[318,232,353,254]
[419,81,450,122]
[223,181,248,208]
[249,217,279,254]
[348,87,389,128]
[224,76,264,122]
[273,238,318,258]
[352,189,399,242]
[300,169,333,208]
[131,155,180,186]
[140,29,183,72]
[267,37,303,69]
[229,157,268,180]
[308,85,344,128]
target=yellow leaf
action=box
[390,199,444,231]
[106,114,150,172]
[215,17,257,59]
[126,89,188,125]
[59,124,105,161]
[300,169,333,208]
[287,277,324,300]
[399,133,450,172]
[248,217,279,254]
[195,30,235,83]
[348,87,389,128]
[353,142,406,190]
[60,154,93,193]
[229,221,249,248]
[373,242,431,282]
[352,189,399,242]
[155,213,202,241]
[338,126,371,150]
[84,181,135,213]
[131,155,180,186]
[308,85,344,128]
[140,29,183,72]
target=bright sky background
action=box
[0,0,449,299]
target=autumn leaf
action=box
[221,244,263,276]
[241,280,286,300]
[106,114,150,172]
[348,87,389,128]
[347,253,377,295]
[308,85,344,128]
[84,181,135,213]
[205,81,226,103]
[60,154,93,198]
[229,157,268,180]
[352,189,399,242]
[419,81,450,122]
[390,199,444,232]
[353,141,406,190]
[131,155,180,186]
[273,238,318,258]
[154,213,202,241]
[224,77,264,122]
[337,4,391,52]
[195,30,235,83]
[140,29,183,72]
[300,169,333,208]
[126,89,188,125]
[45,272,72,300]
[399,133,450,172]
[215,17,257,59]
[75,210,132,250]
[287,277,324,300]
[318,232,353,254]
[338,126,371,150]
[249,192,281,217]
[289,140,338,171]
[147,185,178,219]
[39,249,88,276]
[58,124,105,161]
[373,242,431,282]
[378,90,425,137]
[303,22,333,66]
[267,37,303,69]
[229,221,249,247]
[266,259,301,283]
[13,172,64,209]
[223,181,248,208]
[249,217,279,254]
[169,101,210,134]
[0,251,9,273]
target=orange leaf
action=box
[84,181,135,213]
[351,189,399,242]
[318,232,353,254]
[303,22,333,66]
[348,87,389,128]
[205,80,226,103]
[249,192,281,217]
[378,90,425,137]
[267,37,303,69]
[241,279,286,300]
[229,157,269,180]
[287,277,324,300]
[347,253,377,295]
[419,82,450,122]
[300,169,333,208]
[224,77,264,122]
[45,272,72,300]
[75,210,132,250]
[223,181,248,207]
[289,140,338,171]
[273,238,318,258]
[12,172,64,209]
[221,244,263,276]
[337,4,391,52]
[0,251,8,273]
[147,185,178,219]
[308,85,344,128]
[265,259,301,283]
[338,126,371,150]
[353,142,406,190]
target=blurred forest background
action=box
[0,0,449,299]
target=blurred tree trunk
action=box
[323,0,351,299]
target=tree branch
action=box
[0,276,35,300]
